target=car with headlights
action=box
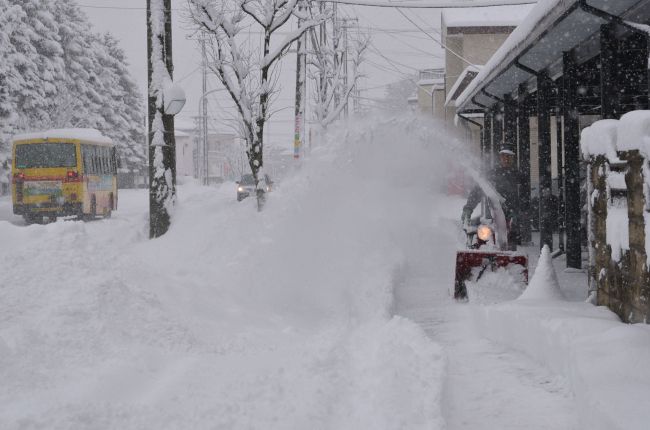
[237,173,272,201]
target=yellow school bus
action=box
[12,129,118,223]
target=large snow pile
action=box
[518,245,564,301]
[0,115,455,429]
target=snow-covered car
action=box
[237,174,272,201]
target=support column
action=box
[556,104,565,253]
[480,114,486,160]
[563,52,582,268]
[518,84,532,244]
[484,111,493,169]
[538,73,554,250]
[493,103,504,153]
[621,30,649,110]
[600,23,619,119]
[504,95,517,148]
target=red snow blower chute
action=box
[454,184,528,300]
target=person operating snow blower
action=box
[454,146,528,300]
[461,146,522,250]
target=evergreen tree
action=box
[0,0,146,184]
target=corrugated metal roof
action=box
[456,0,649,112]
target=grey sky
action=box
[80,0,444,150]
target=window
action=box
[15,143,77,169]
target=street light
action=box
[163,83,186,116]
[197,88,226,185]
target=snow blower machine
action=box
[454,183,528,300]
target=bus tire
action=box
[23,213,42,225]
[104,193,113,218]
[84,195,97,221]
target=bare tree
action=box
[188,0,327,209]
[307,10,368,138]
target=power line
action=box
[313,0,536,8]
[78,4,180,11]
[395,8,476,67]
[368,43,422,72]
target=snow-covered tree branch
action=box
[308,12,369,132]
[188,0,328,209]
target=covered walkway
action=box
[455,0,650,269]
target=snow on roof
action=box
[445,65,483,106]
[442,4,534,28]
[12,128,113,145]
[455,0,566,109]
[417,77,445,86]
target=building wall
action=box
[417,84,434,114]
[433,89,446,120]
[442,28,514,130]
[445,35,465,95]
[176,134,194,177]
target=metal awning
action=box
[456,0,650,112]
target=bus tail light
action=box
[65,171,80,182]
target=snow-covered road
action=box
[1,116,646,429]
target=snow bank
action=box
[473,301,650,430]
[0,113,451,428]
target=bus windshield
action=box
[15,143,77,169]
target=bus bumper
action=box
[14,202,83,217]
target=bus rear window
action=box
[15,143,77,169]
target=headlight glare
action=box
[477,225,493,241]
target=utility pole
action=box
[201,36,209,184]
[319,1,327,112]
[293,1,306,159]
[147,0,177,238]
[332,4,339,111]
[342,22,348,118]
[337,17,357,119]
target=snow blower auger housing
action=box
[454,184,528,300]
